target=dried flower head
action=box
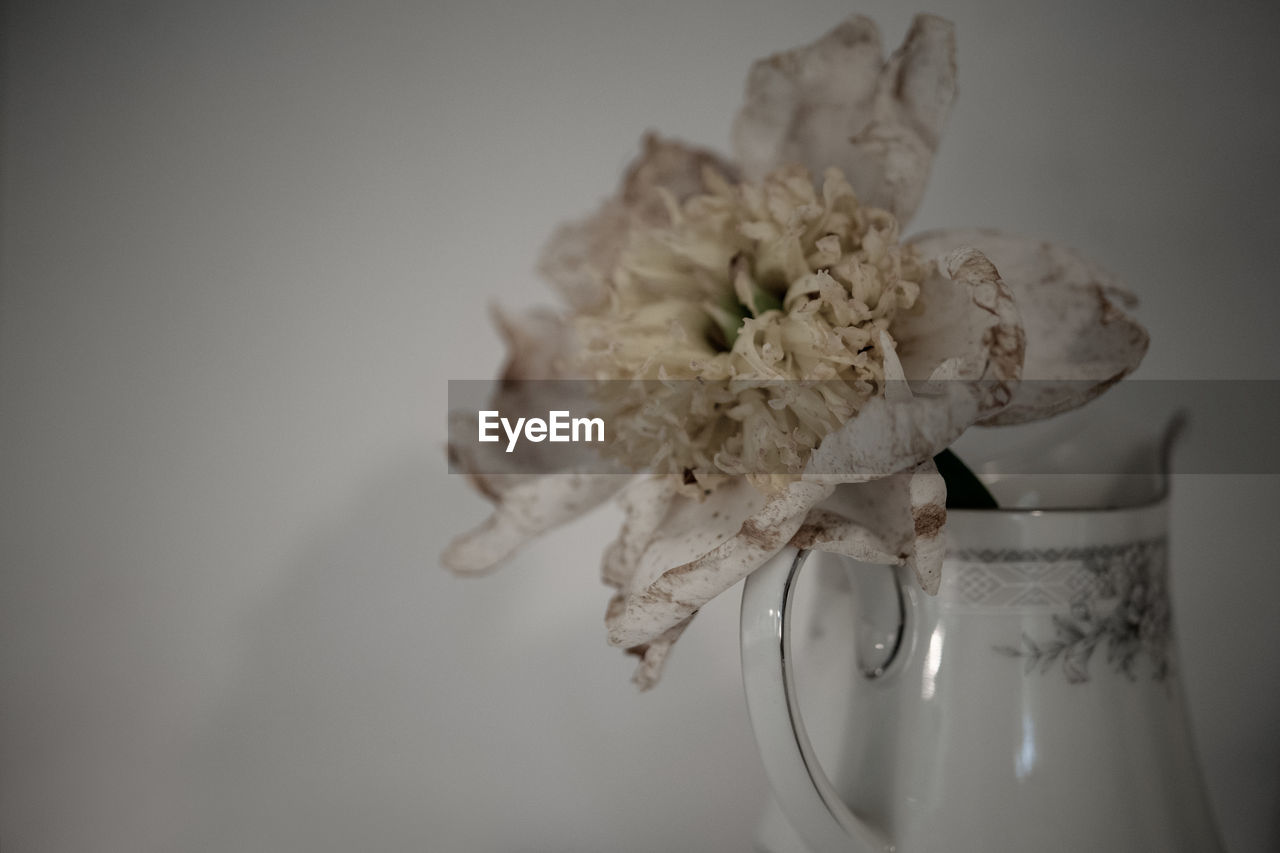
[577,164,924,496]
[443,13,1148,689]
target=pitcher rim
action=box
[947,410,1185,517]
[947,476,1170,518]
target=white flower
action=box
[442,14,1148,689]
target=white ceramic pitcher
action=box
[741,419,1225,853]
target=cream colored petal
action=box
[601,475,680,590]
[878,329,912,403]
[788,506,902,565]
[905,459,947,594]
[538,133,737,312]
[606,595,694,691]
[446,410,535,503]
[800,463,946,593]
[537,207,629,314]
[440,511,530,576]
[804,247,1024,480]
[907,228,1149,425]
[731,14,956,225]
[489,304,574,383]
[447,307,591,497]
[628,617,693,691]
[732,16,883,183]
[442,472,630,574]
[818,477,913,556]
[605,479,833,648]
[618,132,737,208]
[844,15,957,225]
[922,357,963,391]
[894,247,1024,404]
[444,303,631,574]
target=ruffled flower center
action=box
[575,165,923,495]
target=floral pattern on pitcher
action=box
[950,538,1172,683]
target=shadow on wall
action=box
[176,455,457,851]
[175,455,766,853]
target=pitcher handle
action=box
[741,546,893,853]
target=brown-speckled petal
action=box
[442,472,629,574]
[605,478,833,649]
[804,247,1024,480]
[601,475,680,590]
[788,505,903,565]
[538,133,737,312]
[443,306,630,574]
[802,461,947,594]
[905,459,947,594]
[609,600,694,692]
[732,14,956,226]
[908,228,1148,425]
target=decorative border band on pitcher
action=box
[944,538,1167,608]
[945,537,1172,683]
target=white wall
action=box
[2,1,1277,851]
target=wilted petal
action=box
[788,506,902,564]
[446,409,535,503]
[628,617,693,691]
[445,308,577,501]
[444,306,631,574]
[732,14,956,225]
[442,472,630,574]
[802,462,947,593]
[733,17,882,184]
[607,594,694,691]
[538,133,738,312]
[846,15,957,225]
[489,304,573,384]
[878,329,913,403]
[450,307,604,491]
[601,475,679,589]
[894,247,1024,405]
[440,510,529,576]
[804,247,1023,480]
[606,479,833,648]
[906,459,947,594]
[617,132,736,210]
[907,228,1149,425]
[603,477,694,690]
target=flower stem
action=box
[934,448,999,509]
